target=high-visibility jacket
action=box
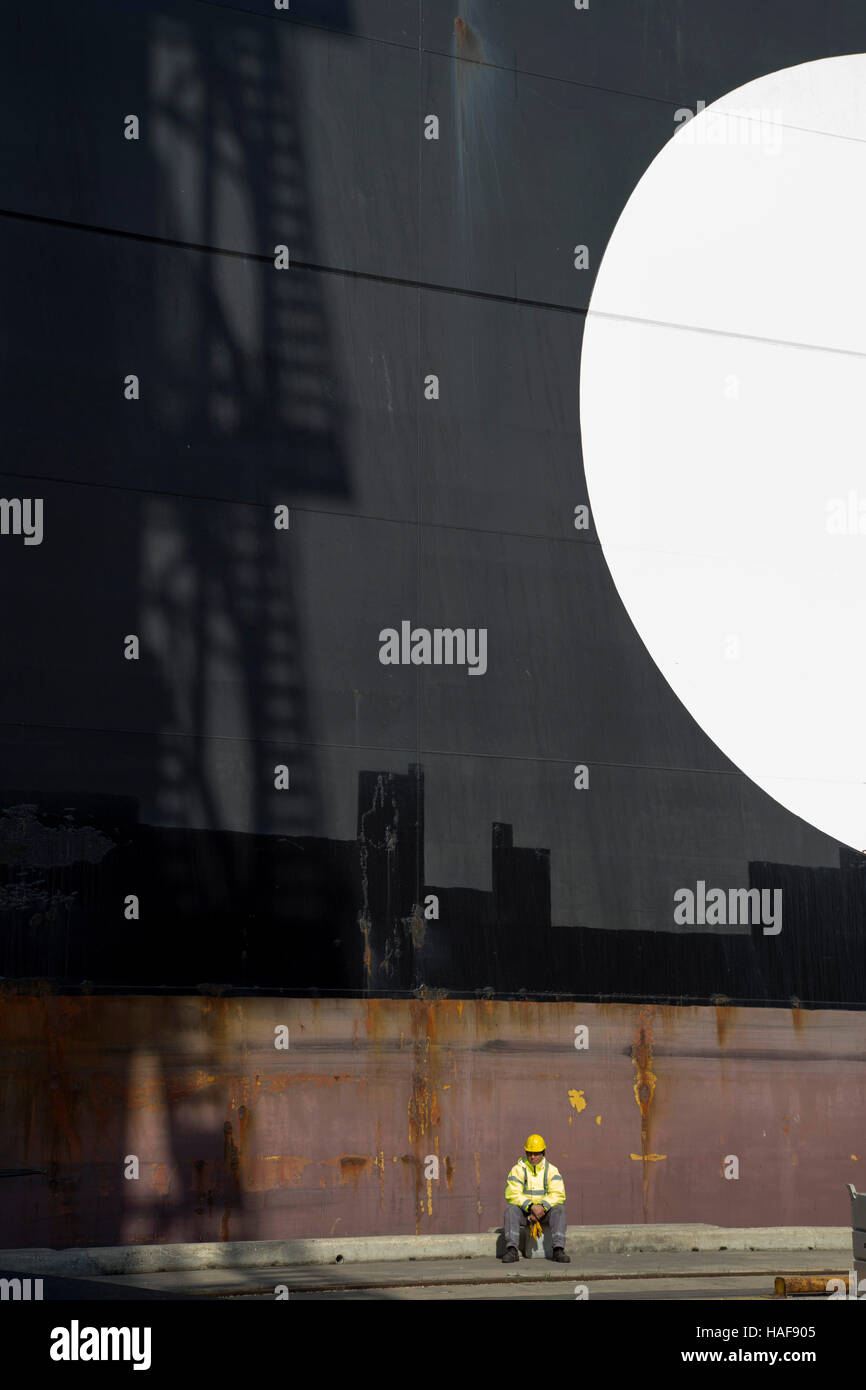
[505,1156,566,1213]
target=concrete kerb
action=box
[0,1226,851,1276]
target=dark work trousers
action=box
[503,1204,567,1249]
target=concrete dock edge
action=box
[0,1225,851,1275]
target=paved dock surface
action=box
[9,1248,849,1300]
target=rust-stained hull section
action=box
[0,995,861,1248]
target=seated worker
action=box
[502,1133,570,1263]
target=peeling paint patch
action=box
[260,1073,363,1093]
[149,1162,173,1194]
[244,1156,311,1192]
[357,912,372,991]
[320,1154,373,1189]
[340,1154,368,1167]
[0,803,115,866]
[375,1124,386,1209]
[406,902,426,951]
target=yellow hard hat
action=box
[524,1133,545,1152]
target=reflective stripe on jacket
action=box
[504,1157,566,1212]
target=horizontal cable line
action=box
[0,467,285,510]
[182,0,700,110]
[0,717,417,754]
[0,206,584,315]
[191,0,866,142]
[3,206,863,361]
[418,746,738,776]
[0,714,736,778]
[0,468,598,548]
[586,303,866,361]
[709,104,866,148]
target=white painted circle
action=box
[580,55,866,850]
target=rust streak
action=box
[631,1006,658,1222]
[714,1000,738,1050]
[454,16,483,63]
[220,1116,242,1242]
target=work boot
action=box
[502,1246,519,1263]
[552,1248,571,1263]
